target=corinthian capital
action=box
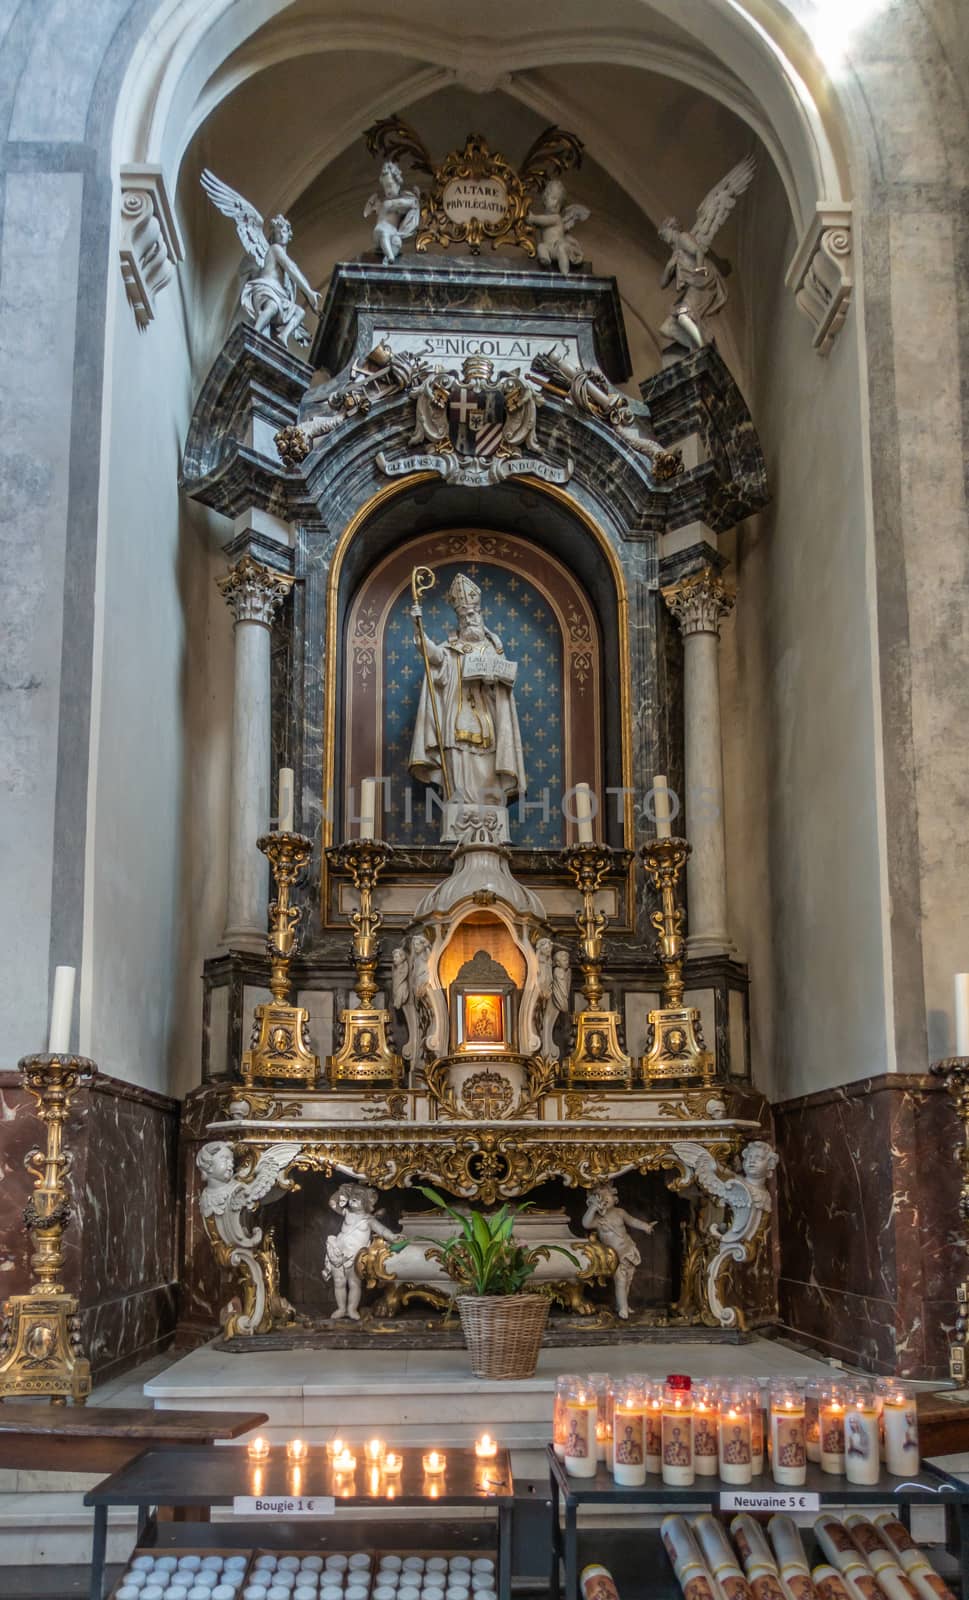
[217,555,294,625]
[663,567,735,638]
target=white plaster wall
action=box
[720,175,889,1102]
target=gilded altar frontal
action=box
[2,7,969,1560]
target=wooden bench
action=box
[0,1404,268,1475]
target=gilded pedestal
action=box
[561,842,633,1086]
[242,831,320,1087]
[640,837,714,1084]
[326,839,404,1088]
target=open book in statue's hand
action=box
[460,649,517,686]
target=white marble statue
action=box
[409,572,527,810]
[658,155,756,353]
[196,1140,301,1334]
[527,177,590,276]
[200,170,320,348]
[536,938,572,1057]
[365,160,422,265]
[671,1137,778,1327]
[582,1181,657,1320]
[323,1182,399,1321]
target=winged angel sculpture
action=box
[200,170,320,348]
[197,1140,302,1336]
[658,155,756,353]
[670,1138,778,1327]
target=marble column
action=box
[663,567,735,956]
[217,555,294,949]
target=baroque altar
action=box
[179,124,774,1350]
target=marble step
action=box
[0,1490,138,1566]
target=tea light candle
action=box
[882,1384,919,1477]
[422,1450,446,1474]
[247,1436,271,1462]
[820,1386,847,1476]
[563,1385,599,1478]
[611,1382,647,1487]
[475,1433,498,1459]
[365,1437,385,1464]
[383,1450,403,1474]
[661,1375,695,1486]
[845,1389,880,1485]
[326,1436,346,1458]
[718,1393,753,1486]
[286,1438,307,1462]
[769,1384,806,1486]
[692,1384,719,1476]
[645,1389,663,1474]
[333,1447,357,1473]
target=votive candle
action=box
[365,1438,384,1465]
[845,1387,880,1485]
[422,1450,446,1474]
[333,1448,357,1473]
[769,1383,806,1486]
[286,1438,307,1463]
[553,1373,581,1460]
[383,1451,403,1474]
[692,1382,719,1476]
[475,1433,498,1460]
[820,1384,846,1476]
[718,1387,753,1485]
[645,1384,663,1474]
[611,1380,647,1487]
[662,1375,694,1487]
[805,1382,821,1464]
[326,1436,346,1458]
[750,1382,766,1476]
[563,1383,598,1478]
[882,1383,919,1477]
[247,1436,271,1462]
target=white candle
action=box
[653,775,673,839]
[769,1392,806,1486]
[820,1397,846,1475]
[661,1391,694,1487]
[645,1398,663,1474]
[611,1399,647,1487]
[277,768,294,833]
[718,1405,753,1485]
[574,782,595,844]
[48,965,75,1053]
[692,1393,719,1476]
[844,1396,880,1485]
[955,975,969,1055]
[883,1390,919,1477]
[563,1395,598,1478]
[360,778,378,840]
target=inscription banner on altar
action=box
[376,450,573,488]
[375,328,582,367]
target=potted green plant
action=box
[397,1186,577,1379]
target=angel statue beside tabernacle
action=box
[201,169,321,348]
[658,155,756,354]
[365,159,422,266]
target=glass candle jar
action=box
[844,1385,880,1485]
[819,1381,847,1476]
[769,1382,807,1486]
[754,1378,770,1474]
[692,1382,719,1476]
[662,1374,695,1486]
[644,1379,663,1474]
[563,1379,599,1478]
[611,1379,647,1487]
[591,1374,612,1463]
[805,1381,821,1463]
[554,1374,582,1460]
[882,1381,919,1477]
[718,1384,753,1485]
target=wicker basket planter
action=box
[456,1292,550,1379]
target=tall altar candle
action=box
[819,1383,846,1476]
[563,1383,598,1478]
[661,1375,694,1486]
[769,1383,806,1486]
[277,767,294,833]
[359,778,378,840]
[48,965,75,1053]
[882,1384,919,1477]
[574,783,595,844]
[955,975,969,1055]
[844,1387,880,1485]
[652,775,673,839]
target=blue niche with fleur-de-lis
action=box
[382,562,565,847]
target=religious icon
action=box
[777,1423,805,1467]
[754,1577,785,1600]
[683,1576,716,1600]
[614,1423,643,1465]
[694,1416,717,1457]
[722,1425,751,1465]
[903,1410,918,1452]
[646,1414,662,1460]
[723,1578,752,1600]
[663,1425,691,1466]
[818,1579,851,1600]
[565,1417,588,1458]
[846,1414,871,1458]
[463,992,504,1045]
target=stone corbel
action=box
[786,203,853,356]
[119,165,184,329]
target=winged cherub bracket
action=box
[197,1140,302,1337]
[670,1138,778,1329]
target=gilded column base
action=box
[641,1005,714,1084]
[0,1291,91,1404]
[567,1011,632,1087]
[328,1008,404,1088]
[242,1001,320,1087]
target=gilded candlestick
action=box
[931,1055,969,1381]
[560,842,632,1086]
[241,830,320,1087]
[0,1053,95,1403]
[326,838,403,1087]
[639,837,714,1084]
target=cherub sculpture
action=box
[365,160,422,265]
[657,155,756,353]
[582,1181,657,1319]
[527,177,590,276]
[671,1137,779,1327]
[196,1140,302,1335]
[200,170,320,348]
[323,1183,399,1321]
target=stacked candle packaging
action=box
[114,1552,252,1600]
[658,1510,952,1600]
[243,1552,374,1600]
[557,1374,919,1485]
[373,1553,496,1600]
